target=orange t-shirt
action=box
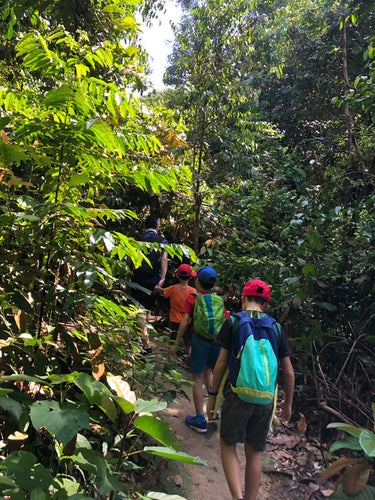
[163,284,197,323]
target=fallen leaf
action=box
[342,464,371,496]
[268,434,300,449]
[296,413,307,436]
[92,362,105,381]
[106,372,137,405]
[8,431,28,441]
[89,423,102,432]
[1,130,9,143]
[321,457,363,481]
[173,474,183,487]
[275,450,293,459]
[308,482,320,492]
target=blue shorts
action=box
[190,334,220,374]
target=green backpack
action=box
[193,292,226,340]
[229,311,281,405]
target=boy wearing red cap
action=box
[207,280,294,500]
[154,264,197,360]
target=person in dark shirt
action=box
[207,280,294,500]
[131,215,168,354]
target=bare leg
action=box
[192,372,204,414]
[167,345,174,361]
[244,442,261,500]
[220,438,243,500]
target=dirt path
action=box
[156,365,328,500]
[144,321,329,500]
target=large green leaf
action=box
[10,290,34,315]
[134,416,180,451]
[51,475,86,496]
[44,84,72,108]
[74,435,127,495]
[327,423,362,437]
[72,372,118,420]
[68,174,90,187]
[144,446,214,469]
[316,301,338,312]
[30,400,90,446]
[329,435,362,453]
[72,372,111,402]
[0,396,22,421]
[330,485,375,499]
[139,493,188,500]
[302,263,317,277]
[359,429,375,457]
[0,451,53,491]
[112,396,136,415]
[95,296,130,320]
[136,398,168,414]
[0,473,17,490]
[0,142,29,164]
[30,489,47,500]
[0,374,47,385]
[307,229,324,250]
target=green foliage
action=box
[144,447,214,468]
[162,0,279,251]
[0,0,202,498]
[0,358,200,498]
[330,486,375,500]
[139,492,188,500]
[327,421,375,458]
[324,406,375,497]
[160,0,375,433]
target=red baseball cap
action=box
[176,264,196,278]
[241,279,271,302]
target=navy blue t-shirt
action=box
[134,228,168,285]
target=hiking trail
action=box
[147,324,331,500]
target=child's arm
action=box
[206,347,229,420]
[156,251,168,288]
[206,316,232,419]
[154,286,164,295]
[277,356,294,423]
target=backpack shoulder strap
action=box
[231,311,280,346]
[273,321,282,346]
[230,311,250,350]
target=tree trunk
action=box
[192,106,206,255]
[341,1,353,152]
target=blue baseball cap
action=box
[196,266,217,283]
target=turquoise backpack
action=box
[229,311,281,405]
[193,292,226,340]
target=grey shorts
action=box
[220,392,273,451]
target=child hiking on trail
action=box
[206,280,294,500]
[154,264,197,361]
[173,266,229,433]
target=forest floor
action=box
[141,317,337,500]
